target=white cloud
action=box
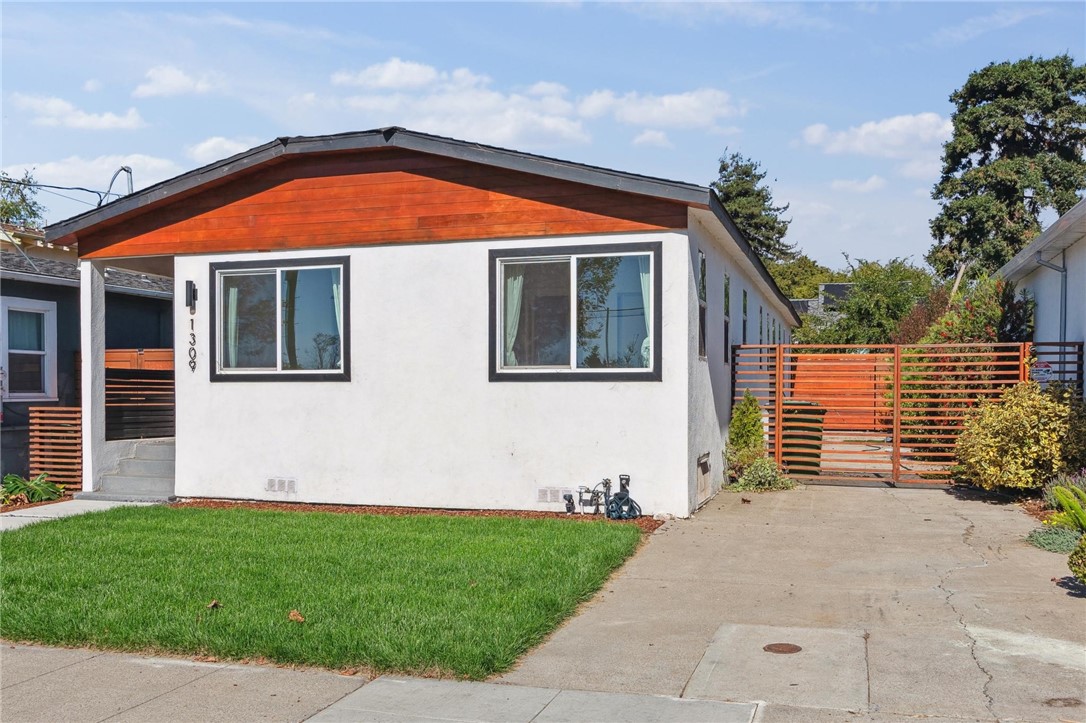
[185,136,257,164]
[578,88,743,130]
[12,94,145,130]
[632,129,673,148]
[803,112,951,182]
[133,65,215,98]
[831,175,887,193]
[930,7,1049,46]
[82,79,102,92]
[309,58,742,149]
[332,58,441,90]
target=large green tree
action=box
[712,149,797,263]
[794,258,933,345]
[0,170,46,228]
[927,55,1086,290]
[766,253,847,299]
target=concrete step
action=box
[117,457,175,478]
[100,475,174,497]
[134,442,175,461]
[74,491,174,503]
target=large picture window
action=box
[1,297,57,400]
[210,257,349,382]
[490,242,661,382]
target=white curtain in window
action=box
[638,256,651,367]
[226,286,239,368]
[503,264,525,366]
[331,273,342,365]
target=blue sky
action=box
[3,2,1083,269]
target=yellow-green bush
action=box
[955,381,1086,491]
[1069,536,1086,584]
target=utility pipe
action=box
[1035,250,1067,345]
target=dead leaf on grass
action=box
[207,599,222,609]
[288,609,305,623]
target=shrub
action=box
[955,381,1085,491]
[1,473,62,505]
[727,390,765,480]
[1026,526,1082,554]
[1047,485,1086,531]
[921,276,1033,344]
[1044,469,1086,510]
[1069,536,1086,584]
[732,457,794,491]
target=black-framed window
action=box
[723,273,731,364]
[697,250,707,359]
[489,242,662,382]
[742,290,748,344]
[210,257,350,382]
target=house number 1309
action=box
[188,319,197,372]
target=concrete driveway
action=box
[499,486,1086,722]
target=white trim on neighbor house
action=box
[0,296,58,402]
[999,198,1086,347]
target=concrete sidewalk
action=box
[0,499,153,531]
[0,644,756,723]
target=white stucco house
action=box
[46,128,799,517]
[999,197,1086,352]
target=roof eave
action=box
[45,127,710,244]
[705,192,801,326]
[998,197,1086,281]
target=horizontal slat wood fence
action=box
[105,368,175,441]
[28,407,82,487]
[733,341,1083,486]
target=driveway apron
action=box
[498,486,1086,722]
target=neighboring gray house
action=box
[1,232,173,477]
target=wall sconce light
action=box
[185,280,198,314]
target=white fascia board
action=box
[0,269,172,299]
[999,198,1086,281]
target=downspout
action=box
[1035,251,1067,344]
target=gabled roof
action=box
[46,127,708,241]
[1,251,173,298]
[999,197,1086,281]
[41,126,797,323]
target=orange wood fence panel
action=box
[733,342,1084,486]
[28,407,82,488]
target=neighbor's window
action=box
[1,297,58,400]
[491,243,661,381]
[212,258,349,381]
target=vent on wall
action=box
[537,487,574,504]
[266,478,297,494]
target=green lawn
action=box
[0,506,641,678]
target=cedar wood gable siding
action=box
[74,148,690,259]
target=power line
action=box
[1,177,122,205]
[36,186,98,207]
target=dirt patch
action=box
[1020,498,1057,523]
[0,489,75,514]
[173,498,664,534]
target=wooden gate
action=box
[733,342,1083,485]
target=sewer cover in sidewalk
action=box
[684,623,868,711]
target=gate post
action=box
[892,346,902,484]
[774,344,784,467]
[1019,342,1032,383]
